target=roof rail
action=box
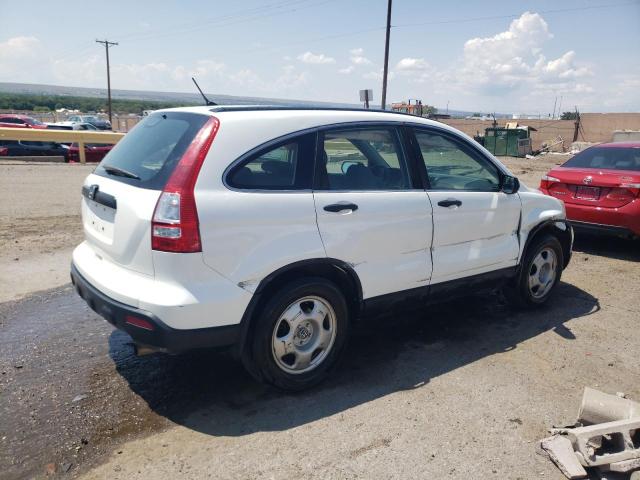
[207,105,420,118]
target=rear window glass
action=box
[563,147,640,171]
[94,112,208,189]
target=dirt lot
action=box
[0,156,639,480]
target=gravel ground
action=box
[0,156,638,480]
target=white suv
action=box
[71,106,573,391]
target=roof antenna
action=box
[192,77,217,106]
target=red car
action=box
[540,142,640,238]
[0,146,8,156]
[0,114,48,129]
[66,143,113,162]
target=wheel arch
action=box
[235,258,363,360]
[520,220,573,272]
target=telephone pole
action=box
[380,0,392,110]
[96,39,118,127]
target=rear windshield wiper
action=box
[102,164,141,180]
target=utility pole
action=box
[380,0,392,110]
[572,106,581,142]
[96,39,118,127]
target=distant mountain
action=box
[0,81,503,117]
[0,82,358,108]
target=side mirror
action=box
[502,175,520,194]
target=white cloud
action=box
[350,47,372,65]
[396,58,428,72]
[0,36,48,82]
[363,69,395,81]
[458,12,593,95]
[297,51,335,64]
[339,66,355,74]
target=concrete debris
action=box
[540,435,588,479]
[540,388,640,479]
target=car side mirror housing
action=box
[502,175,520,194]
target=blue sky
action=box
[0,0,638,113]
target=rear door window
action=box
[94,112,209,189]
[316,127,411,191]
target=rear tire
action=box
[506,233,563,308]
[246,277,350,391]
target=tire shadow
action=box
[109,281,599,437]
[572,232,639,262]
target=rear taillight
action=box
[151,116,220,253]
[540,174,561,192]
[608,184,640,201]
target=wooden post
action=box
[78,141,86,164]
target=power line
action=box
[393,1,638,28]
[96,40,118,126]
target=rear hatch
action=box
[543,146,640,208]
[81,111,212,276]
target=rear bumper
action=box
[71,263,239,353]
[568,220,637,238]
[564,200,640,236]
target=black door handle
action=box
[324,202,359,213]
[437,199,462,208]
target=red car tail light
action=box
[540,174,561,191]
[151,116,220,253]
[607,184,640,202]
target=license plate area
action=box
[85,199,115,243]
[575,186,600,200]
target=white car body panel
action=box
[314,190,433,298]
[197,190,325,293]
[427,191,521,284]
[81,174,160,276]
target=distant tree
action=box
[423,105,438,116]
[560,111,578,120]
[0,93,197,115]
[472,112,482,117]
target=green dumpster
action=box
[484,128,529,157]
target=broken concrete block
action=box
[566,418,640,467]
[540,435,588,479]
[578,387,640,425]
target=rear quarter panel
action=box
[195,113,330,293]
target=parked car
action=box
[70,107,573,391]
[67,143,113,162]
[67,115,111,130]
[0,146,8,156]
[0,140,69,158]
[0,114,48,129]
[540,142,640,238]
[47,122,99,131]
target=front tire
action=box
[506,233,563,308]
[246,277,350,391]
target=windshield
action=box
[94,111,209,189]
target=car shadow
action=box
[572,232,640,262]
[109,281,599,437]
